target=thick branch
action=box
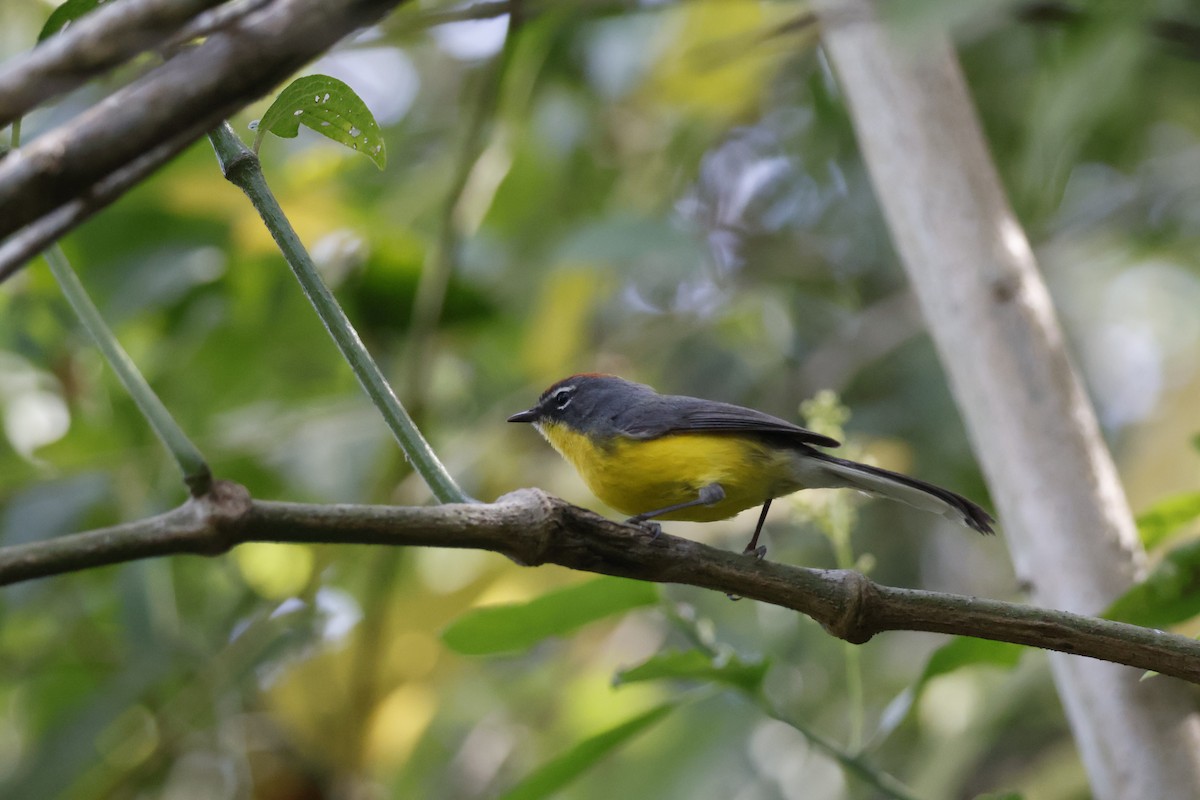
[2,481,1198,685]
[0,0,410,280]
[0,0,225,128]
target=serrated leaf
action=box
[498,702,678,800]
[1105,538,1200,628]
[252,75,386,169]
[614,649,769,694]
[1136,491,1200,549]
[38,0,106,41]
[442,577,659,655]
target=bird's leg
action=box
[741,500,772,559]
[725,500,773,602]
[724,500,774,602]
[627,483,726,539]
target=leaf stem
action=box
[206,122,470,504]
[761,698,924,800]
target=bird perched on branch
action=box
[508,374,994,556]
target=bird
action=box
[507,374,994,555]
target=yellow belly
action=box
[537,422,803,521]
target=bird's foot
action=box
[625,516,662,540]
[743,544,767,560]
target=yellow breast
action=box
[536,421,803,521]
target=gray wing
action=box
[615,394,841,448]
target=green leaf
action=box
[38,0,106,41]
[252,75,386,169]
[1136,491,1200,549]
[1105,538,1200,628]
[917,637,1023,688]
[442,577,659,655]
[874,637,1023,744]
[498,702,678,800]
[614,649,769,694]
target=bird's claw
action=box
[626,516,662,540]
[743,544,767,561]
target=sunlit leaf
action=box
[614,649,768,694]
[498,702,678,800]
[1137,492,1200,549]
[252,75,386,168]
[442,577,659,655]
[38,0,106,41]
[1105,538,1200,628]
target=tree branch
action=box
[2,481,1198,685]
[0,0,225,129]
[0,122,204,279]
[0,0,411,281]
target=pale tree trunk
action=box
[813,2,1200,797]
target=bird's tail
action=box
[808,452,994,534]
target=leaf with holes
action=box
[38,0,107,41]
[252,75,386,169]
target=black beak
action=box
[507,408,539,423]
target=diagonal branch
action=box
[0,0,410,281]
[0,0,225,128]
[2,482,1198,685]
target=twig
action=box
[2,483,1199,685]
[208,123,470,504]
[44,245,212,495]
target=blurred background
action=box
[2,0,1199,798]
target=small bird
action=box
[508,374,993,555]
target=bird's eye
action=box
[552,388,574,410]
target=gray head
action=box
[507,374,655,436]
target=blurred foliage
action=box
[2,0,1200,798]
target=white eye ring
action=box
[552,388,574,409]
